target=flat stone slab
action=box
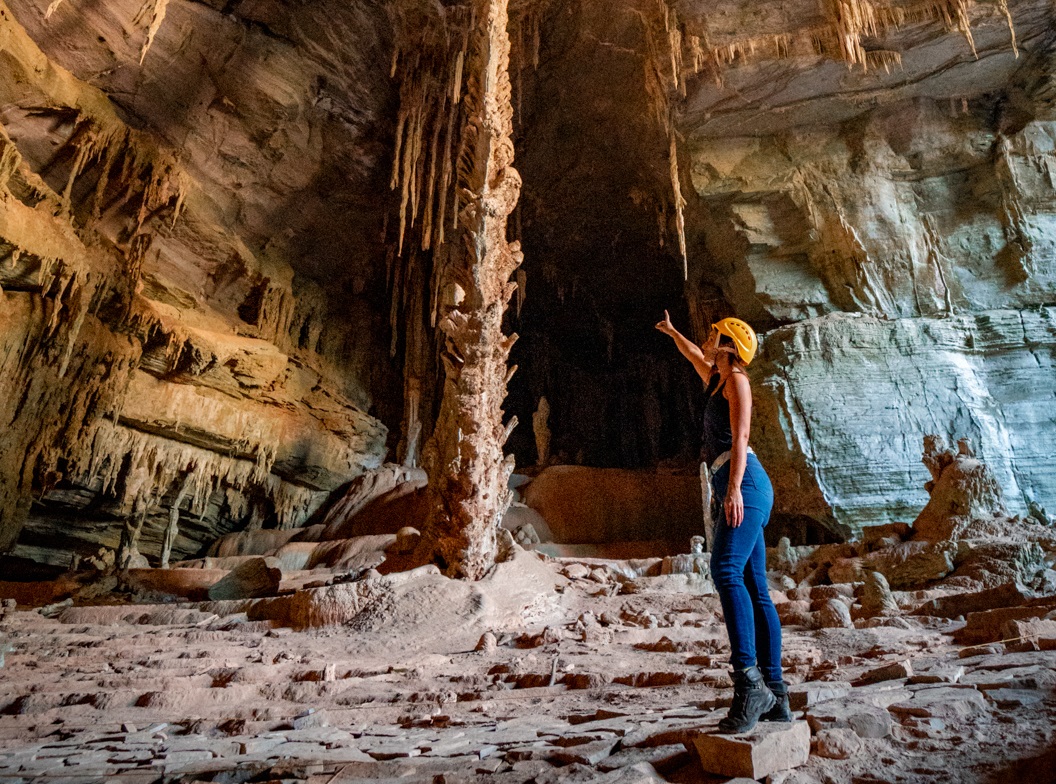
[805,700,897,739]
[788,681,852,710]
[888,686,988,720]
[692,721,810,779]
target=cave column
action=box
[419,0,523,580]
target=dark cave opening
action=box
[503,0,711,473]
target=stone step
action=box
[691,721,810,779]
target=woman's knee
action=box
[711,559,744,590]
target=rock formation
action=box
[0,0,1052,570]
[0,0,391,568]
[415,0,526,580]
[675,0,1056,537]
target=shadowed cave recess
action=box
[0,0,1056,781]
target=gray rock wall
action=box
[679,0,1056,538]
[751,310,1056,535]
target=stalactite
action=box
[422,93,446,251]
[639,0,688,277]
[866,49,904,72]
[669,131,687,280]
[133,0,169,64]
[390,110,407,191]
[996,0,1018,58]
[691,0,996,79]
[43,0,66,19]
[828,0,880,67]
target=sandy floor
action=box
[0,554,1054,784]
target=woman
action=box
[656,311,790,733]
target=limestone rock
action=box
[787,682,853,712]
[750,313,1056,539]
[813,728,862,760]
[912,583,1027,619]
[888,687,988,721]
[953,602,1056,645]
[806,701,896,739]
[207,558,281,601]
[814,598,853,630]
[856,660,913,686]
[949,541,1046,589]
[692,721,810,780]
[864,542,956,590]
[913,436,1006,542]
[858,572,900,618]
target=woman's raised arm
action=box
[655,310,715,382]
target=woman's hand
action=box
[724,485,744,528]
[655,309,676,336]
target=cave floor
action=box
[0,567,1054,784]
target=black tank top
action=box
[702,372,733,466]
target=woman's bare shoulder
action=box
[725,369,752,397]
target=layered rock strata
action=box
[674,0,1056,536]
[0,0,390,566]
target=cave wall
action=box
[4,0,1056,565]
[675,0,1056,535]
[0,0,395,567]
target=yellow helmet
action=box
[713,317,758,365]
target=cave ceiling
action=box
[9,0,396,289]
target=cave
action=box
[0,0,1055,781]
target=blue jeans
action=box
[710,454,783,682]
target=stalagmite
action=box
[533,396,551,466]
[416,0,524,580]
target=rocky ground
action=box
[1,442,1054,783]
[0,543,1054,784]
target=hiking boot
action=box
[760,680,793,722]
[717,665,776,734]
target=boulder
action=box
[306,536,395,570]
[522,466,701,544]
[858,572,900,618]
[856,660,912,685]
[806,699,898,739]
[912,583,1027,619]
[207,558,281,600]
[813,728,862,760]
[208,529,302,558]
[787,682,853,711]
[814,598,853,629]
[319,465,428,538]
[954,599,1056,645]
[864,542,956,589]
[124,568,230,602]
[888,687,988,720]
[948,541,1046,589]
[271,543,319,572]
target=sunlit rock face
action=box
[0,0,393,565]
[677,0,1056,536]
